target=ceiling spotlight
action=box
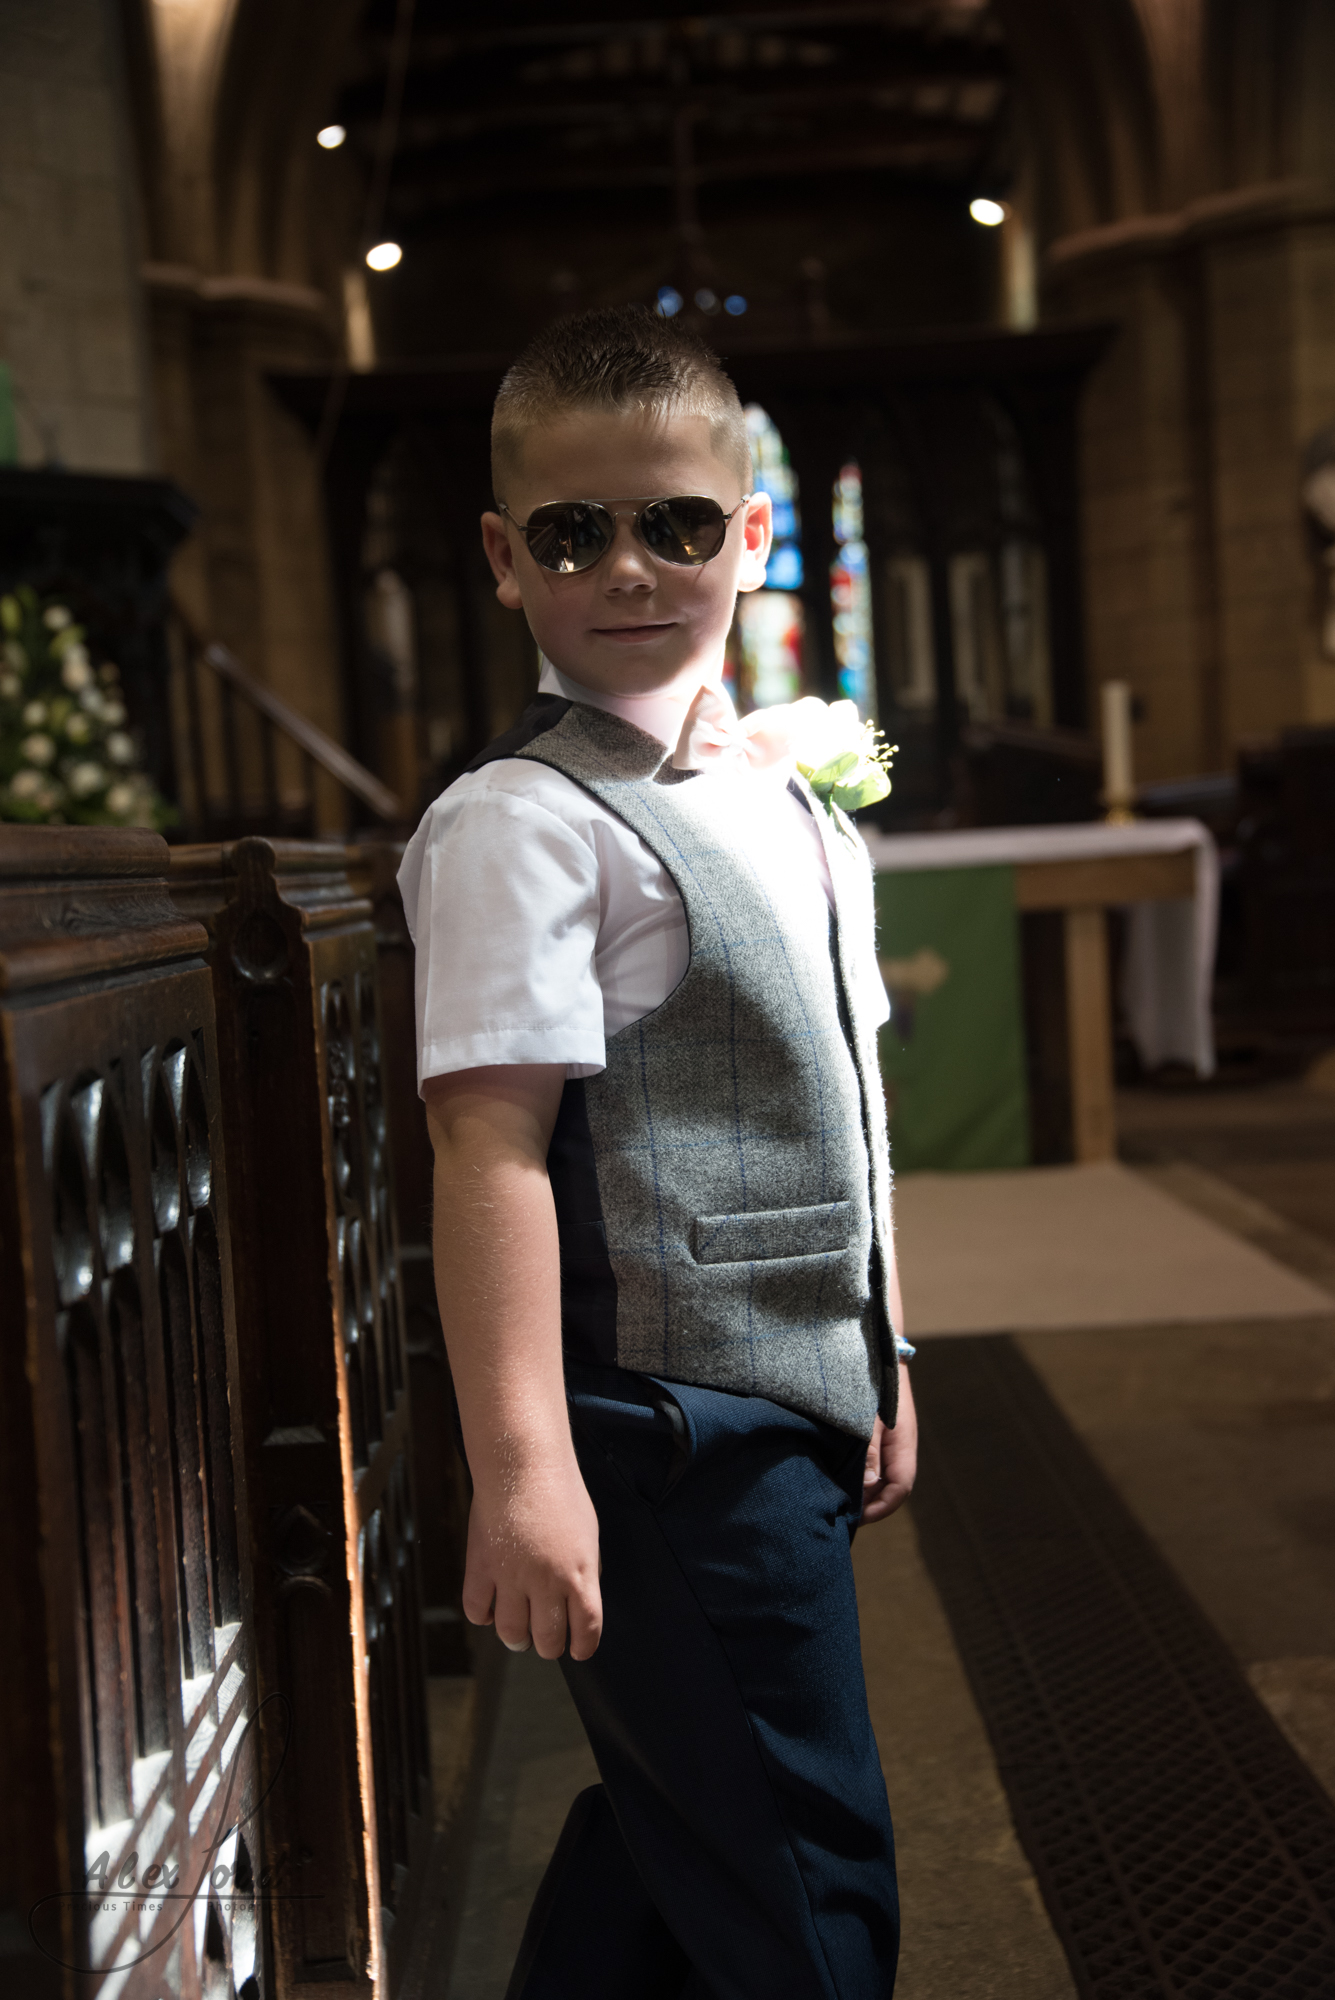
[656,285,683,317]
[366,241,402,271]
[317,125,346,150]
[969,197,1006,227]
[724,295,748,316]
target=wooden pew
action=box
[170,838,432,1998]
[345,841,471,1677]
[0,825,264,2000]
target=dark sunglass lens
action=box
[525,503,612,573]
[640,497,728,565]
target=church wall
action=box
[0,0,152,472]
[1048,184,1335,780]
[145,273,349,818]
[1046,240,1208,782]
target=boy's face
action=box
[481,406,772,698]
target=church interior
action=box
[2,1,1335,1995]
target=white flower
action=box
[60,649,93,691]
[79,685,105,715]
[43,605,72,630]
[789,699,866,773]
[22,700,47,727]
[22,732,56,765]
[101,697,125,726]
[8,768,43,799]
[0,674,18,700]
[791,698,895,816]
[64,711,92,744]
[106,730,135,764]
[106,781,135,815]
[67,761,105,797]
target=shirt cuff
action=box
[420,1027,607,1090]
[894,1335,916,1361]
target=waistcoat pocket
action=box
[690,1201,851,1265]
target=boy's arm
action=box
[861,1248,918,1525]
[424,1063,602,1661]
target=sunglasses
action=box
[499,494,751,574]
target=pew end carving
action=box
[0,825,263,2000]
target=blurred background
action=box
[5,0,1332,1058]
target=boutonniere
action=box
[793,700,897,819]
[673,685,895,822]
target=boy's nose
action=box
[602,516,656,589]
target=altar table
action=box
[861,819,1219,1166]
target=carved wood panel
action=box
[171,839,432,1999]
[0,827,264,2000]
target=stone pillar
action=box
[145,270,350,825]
[0,0,153,472]
[1047,184,1335,780]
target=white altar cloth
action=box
[861,818,1219,1077]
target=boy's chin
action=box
[554,640,718,697]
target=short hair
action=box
[492,305,752,497]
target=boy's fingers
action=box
[530,1594,569,1662]
[493,1584,533,1653]
[566,1582,603,1662]
[460,1574,497,1628]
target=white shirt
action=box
[397,662,882,1090]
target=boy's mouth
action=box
[593,621,677,644]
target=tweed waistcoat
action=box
[470,696,897,1439]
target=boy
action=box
[398,305,916,1998]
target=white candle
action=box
[1101,681,1134,808]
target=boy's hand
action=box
[465,1455,603,1661]
[861,1368,917,1523]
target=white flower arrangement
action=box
[0,586,173,829]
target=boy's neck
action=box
[537,656,723,749]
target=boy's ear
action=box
[481,511,525,610]
[736,491,773,595]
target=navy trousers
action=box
[506,1365,899,2000]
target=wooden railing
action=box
[170,609,401,840]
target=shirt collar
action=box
[537,655,723,751]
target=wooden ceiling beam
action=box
[340,72,1005,150]
[384,130,986,220]
[342,41,1005,121]
[353,5,1004,63]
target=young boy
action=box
[398,305,916,1999]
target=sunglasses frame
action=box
[498,493,753,574]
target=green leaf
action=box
[831,768,892,811]
[0,596,19,634]
[801,748,860,789]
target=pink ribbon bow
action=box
[672,684,828,782]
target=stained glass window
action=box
[747,406,803,589]
[831,461,874,716]
[732,405,807,708]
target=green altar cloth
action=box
[874,864,1030,1173]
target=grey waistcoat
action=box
[473,696,897,1439]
